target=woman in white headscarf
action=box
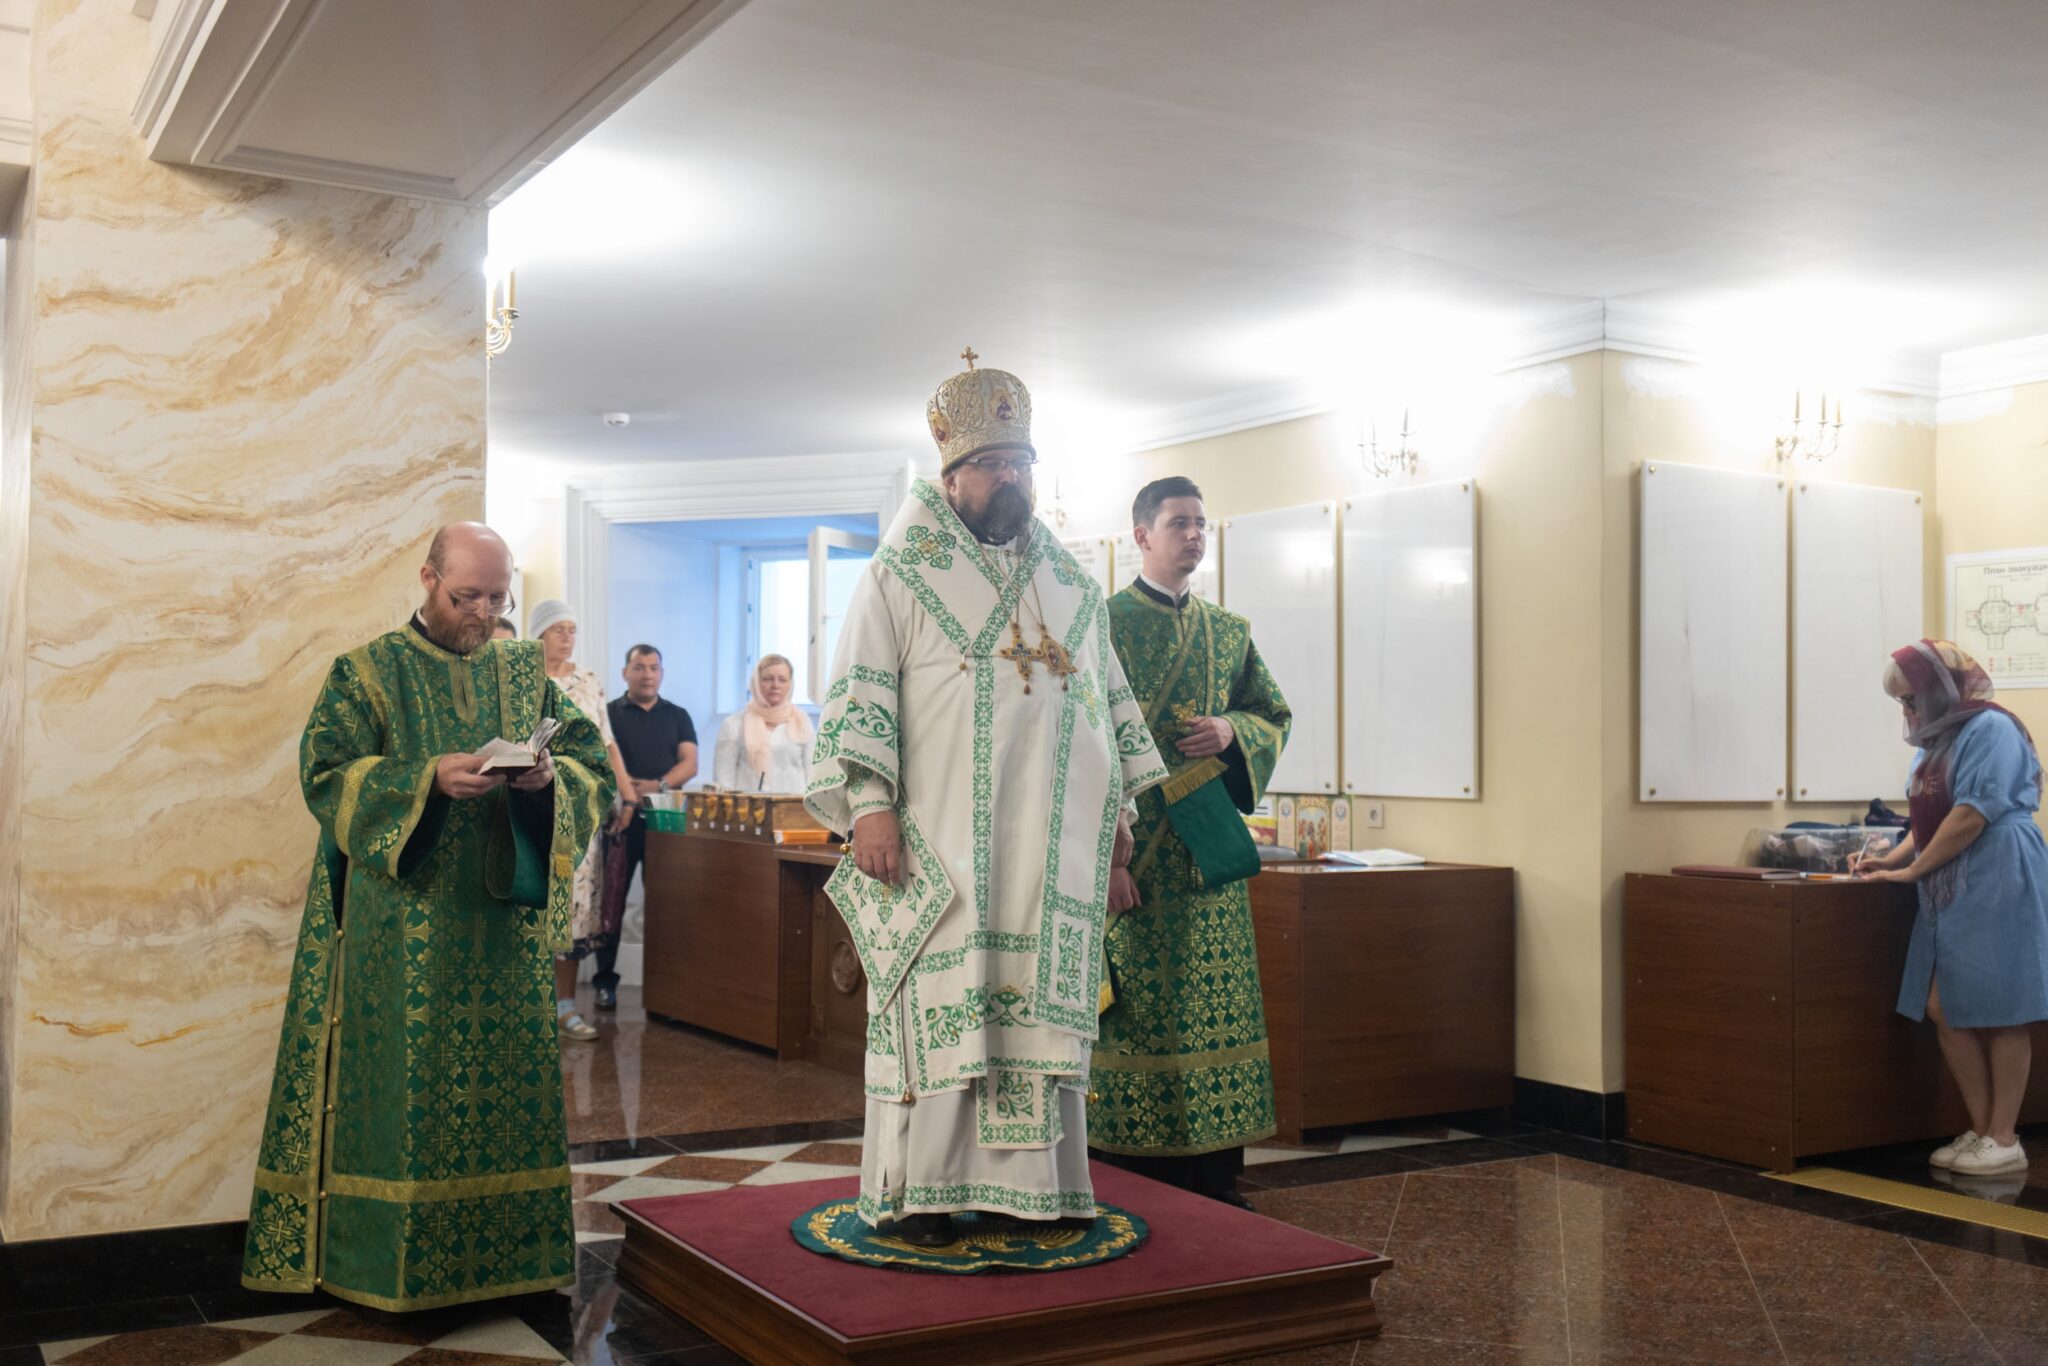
[713,654,814,792]
[527,599,637,1041]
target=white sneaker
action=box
[558,1012,600,1042]
[1930,1130,1979,1169]
[1950,1135,2028,1176]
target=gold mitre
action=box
[927,346,1034,471]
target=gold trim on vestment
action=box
[322,1165,572,1202]
[252,1166,317,1196]
[1161,756,1227,805]
[242,1269,577,1313]
[1092,1039,1271,1072]
[1086,1125,1278,1159]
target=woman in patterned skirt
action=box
[529,599,636,1041]
[1855,639,2048,1176]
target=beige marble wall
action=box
[1,0,485,1239]
[2,155,35,1229]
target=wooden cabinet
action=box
[1624,873,2048,1167]
[1250,863,1516,1142]
[642,831,829,1058]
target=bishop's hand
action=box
[509,750,556,792]
[852,808,904,885]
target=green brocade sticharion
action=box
[241,629,613,1311]
[1093,586,1291,1158]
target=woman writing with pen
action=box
[1852,639,2048,1177]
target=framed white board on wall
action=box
[1639,462,1788,802]
[1220,502,1340,794]
[1060,536,1115,598]
[1341,480,1479,799]
[1791,482,1924,801]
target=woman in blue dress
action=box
[1854,639,2048,1176]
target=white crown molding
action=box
[136,0,749,207]
[1938,332,2048,400]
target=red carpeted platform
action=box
[614,1162,1390,1365]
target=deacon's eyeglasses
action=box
[432,571,516,618]
[959,452,1039,476]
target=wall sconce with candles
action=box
[1360,409,1419,479]
[1774,391,1843,463]
[485,270,519,361]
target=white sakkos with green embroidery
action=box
[806,481,1167,1223]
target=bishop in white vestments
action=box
[806,352,1168,1246]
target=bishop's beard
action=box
[961,483,1035,545]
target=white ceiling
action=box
[487,0,2048,469]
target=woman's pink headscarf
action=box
[743,654,812,778]
[1884,638,2037,847]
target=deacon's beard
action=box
[959,483,1036,545]
[422,606,491,654]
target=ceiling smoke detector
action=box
[602,412,632,428]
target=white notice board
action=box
[1220,502,1340,794]
[1792,482,1924,801]
[1060,536,1114,598]
[1639,462,1788,801]
[1341,480,1479,799]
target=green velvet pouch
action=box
[1164,771,1262,889]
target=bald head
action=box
[426,522,513,577]
[418,522,515,654]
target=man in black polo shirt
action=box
[599,643,699,1010]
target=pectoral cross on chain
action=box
[998,620,1080,695]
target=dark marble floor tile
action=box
[1976,1323,2048,1365]
[783,1141,864,1167]
[1850,1211,2048,1269]
[1720,1191,1931,1278]
[53,1323,279,1365]
[0,1347,43,1366]
[1372,1262,1569,1352]
[1504,1129,1733,1179]
[1357,1336,1568,1364]
[1663,1162,1897,1222]
[1563,1246,1762,1312]
[1402,1138,1552,1171]
[635,1156,769,1184]
[1748,1265,1965,1323]
[1240,1148,1436,1191]
[567,1136,682,1166]
[576,1235,626,1269]
[1914,1238,2048,1332]
[577,1282,721,1362]
[189,1286,333,1322]
[0,1223,246,1315]
[1253,1173,1408,1252]
[0,1294,204,1349]
[658,1119,863,1154]
[1217,1340,1360,1365]
[1562,1293,1784,1362]
[1767,1311,2000,1365]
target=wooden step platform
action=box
[614,1164,1390,1366]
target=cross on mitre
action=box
[960,346,979,370]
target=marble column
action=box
[0,0,485,1239]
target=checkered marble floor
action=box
[567,1123,1476,1251]
[37,1306,567,1365]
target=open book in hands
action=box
[474,717,563,775]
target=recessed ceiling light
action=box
[602,412,631,428]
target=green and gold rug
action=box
[793,1201,1148,1274]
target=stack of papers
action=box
[1324,848,1427,868]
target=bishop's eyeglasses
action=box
[959,452,1039,476]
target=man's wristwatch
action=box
[658,779,671,794]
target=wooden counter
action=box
[642,831,839,1058]
[1250,862,1516,1142]
[1624,873,2048,1168]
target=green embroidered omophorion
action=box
[1093,587,1291,1158]
[241,629,613,1311]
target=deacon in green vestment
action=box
[1092,477,1290,1207]
[241,523,615,1311]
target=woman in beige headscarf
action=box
[713,654,814,792]
[528,599,637,1041]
